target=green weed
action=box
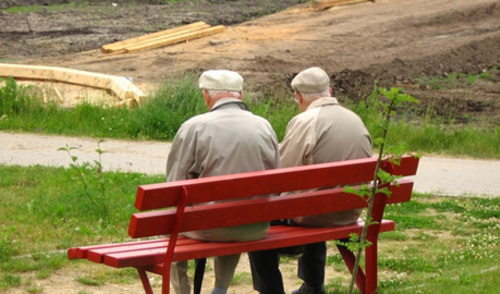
[1,73,499,158]
[414,68,498,89]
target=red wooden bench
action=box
[68,154,419,294]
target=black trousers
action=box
[248,222,326,294]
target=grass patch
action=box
[0,163,498,292]
[1,1,136,14]
[320,193,500,293]
[1,71,499,158]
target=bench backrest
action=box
[128,155,419,239]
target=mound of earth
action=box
[1,0,499,123]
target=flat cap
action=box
[199,69,243,91]
[291,67,330,94]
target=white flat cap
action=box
[199,69,243,91]
[291,67,330,94]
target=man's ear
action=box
[234,91,243,100]
[202,90,211,108]
[295,91,303,104]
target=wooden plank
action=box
[124,25,225,53]
[313,0,370,10]
[106,220,395,268]
[101,21,208,52]
[0,63,112,89]
[128,180,413,238]
[0,63,145,104]
[109,24,212,53]
[68,238,168,260]
[109,76,144,101]
[135,155,419,210]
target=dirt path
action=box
[2,130,499,196]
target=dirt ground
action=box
[1,0,500,293]
[1,0,500,123]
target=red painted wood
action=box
[337,245,366,293]
[129,180,412,238]
[137,268,154,294]
[86,238,200,263]
[135,155,418,210]
[365,240,378,294]
[105,221,394,268]
[67,238,168,260]
[67,155,419,294]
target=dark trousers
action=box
[249,240,326,294]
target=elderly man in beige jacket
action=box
[167,69,280,294]
[249,67,372,294]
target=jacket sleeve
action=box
[279,114,317,168]
[166,124,198,182]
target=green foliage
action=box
[0,274,21,290]
[58,140,110,219]
[414,68,498,89]
[0,76,34,116]
[0,162,165,291]
[3,1,97,13]
[341,87,420,294]
[1,74,499,158]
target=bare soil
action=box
[1,0,500,293]
[1,0,500,124]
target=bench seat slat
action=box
[68,238,169,260]
[104,220,394,268]
[86,238,200,263]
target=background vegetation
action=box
[1,68,499,159]
[0,69,499,293]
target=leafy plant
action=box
[58,140,110,219]
[340,87,419,294]
[0,76,29,115]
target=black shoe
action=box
[291,283,325,294]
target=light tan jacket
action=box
[167,98,280,241]
[280,97,372,226]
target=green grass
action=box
[320,194,500,294]
[1,1,144,14]
[0,163,498,293]
[1,69,499,158]
[3,1,94,13]
[414,69,497,90]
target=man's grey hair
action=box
[300,89,331,102]
[206,89,241,99]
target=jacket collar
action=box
[307,97,339,111]
[211,98,249,112]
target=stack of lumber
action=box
[313,0,373,10]
[101,21,225,54]
[0,63,144,108]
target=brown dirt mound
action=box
[2,0,499,123]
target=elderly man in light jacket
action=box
[167,69,280,294]
[249,67,372,294]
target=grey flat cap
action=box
[199,69,243,91]
[291,67,330,93]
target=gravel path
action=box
[1,131,499,197]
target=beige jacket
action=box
[167,98,280,241]
[280,97,372,226]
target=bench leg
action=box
[336,244,366,294]
[137,268,155,294]
[365,241,378,294]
